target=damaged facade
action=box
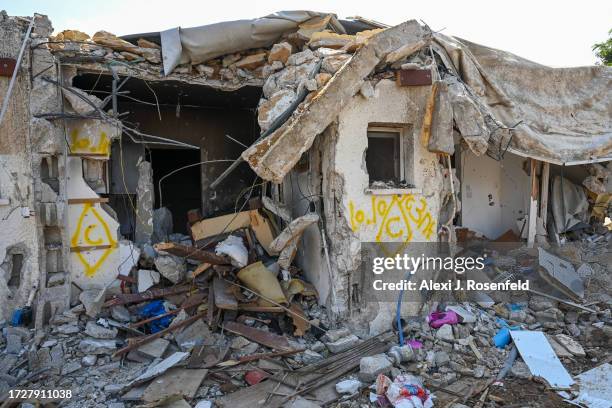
[0,9,610,408]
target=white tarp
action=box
[551,175,589,233]
[160,11,344,75]
[434,34,612,164]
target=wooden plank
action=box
[68,197,109,204]
[67,153,109,157]
[142,368,208,403]
[207,283,215,327]
[238,304,284,313]
[528,289,595,313]
[191,210,276,255]
[105,285,191,306]
[193,263,211,277]
[154,242,229,265]
[213,277,237,310]
[191,211,251,241]
[70,244,117,252]
[216,332,394,408]
[527,159,538,248]
[223,321,291,351]
[540,162,550,226]
[289,303,310,336]
[249,211,275,253]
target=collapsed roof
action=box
[51,11,612,183]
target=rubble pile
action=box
[0,10,609,408]
[1,210,609,407]
[45,17,381,91]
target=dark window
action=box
[366,130,401,184]
[8,253,23,287]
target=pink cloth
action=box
[427,311,459,328]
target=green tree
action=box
[592,29,612,66]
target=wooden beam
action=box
[70,244,117,252]
[67,153,109,157]
[154,242,229,265]
[527,159,538,247]
[68,197,109,204]
[540,162,550,225]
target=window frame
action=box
[366,127,404,184]
[366,124,415,188]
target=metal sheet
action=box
[396,68,432,86]
[538,247,585,299]
[571,363,612,408]
[510,330,574,389]
[0,58,16,77]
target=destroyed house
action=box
[0,9,610,336]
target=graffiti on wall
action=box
[69,128,110,155]
[349,194,436,242]
[70,203,117,277]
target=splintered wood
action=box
[215,332,395,408]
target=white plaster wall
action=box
[67,157,128,290]
[329,79,445,334]
[0,155,41,320]
[461,150,529,239]
[336,80,442,243]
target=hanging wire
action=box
[157,160,236,207]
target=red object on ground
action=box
[245,369,270,385]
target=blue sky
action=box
[2,0,610,67]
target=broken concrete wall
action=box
[282,138,327,303]
[0,13,64,322]
[135,160,154,244]
[460,150,530,239]
[321,79,445,333]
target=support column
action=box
[527,159,539,247]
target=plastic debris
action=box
[375,373,433,408]
[427,311,459,328]
[335,378,362,394]
[138,300,174,333]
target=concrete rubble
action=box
[0,8,609,408]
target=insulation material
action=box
[551,176,589,233]
[215,235,248,268]
[434,34,612,164]
[160,11,344,75]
